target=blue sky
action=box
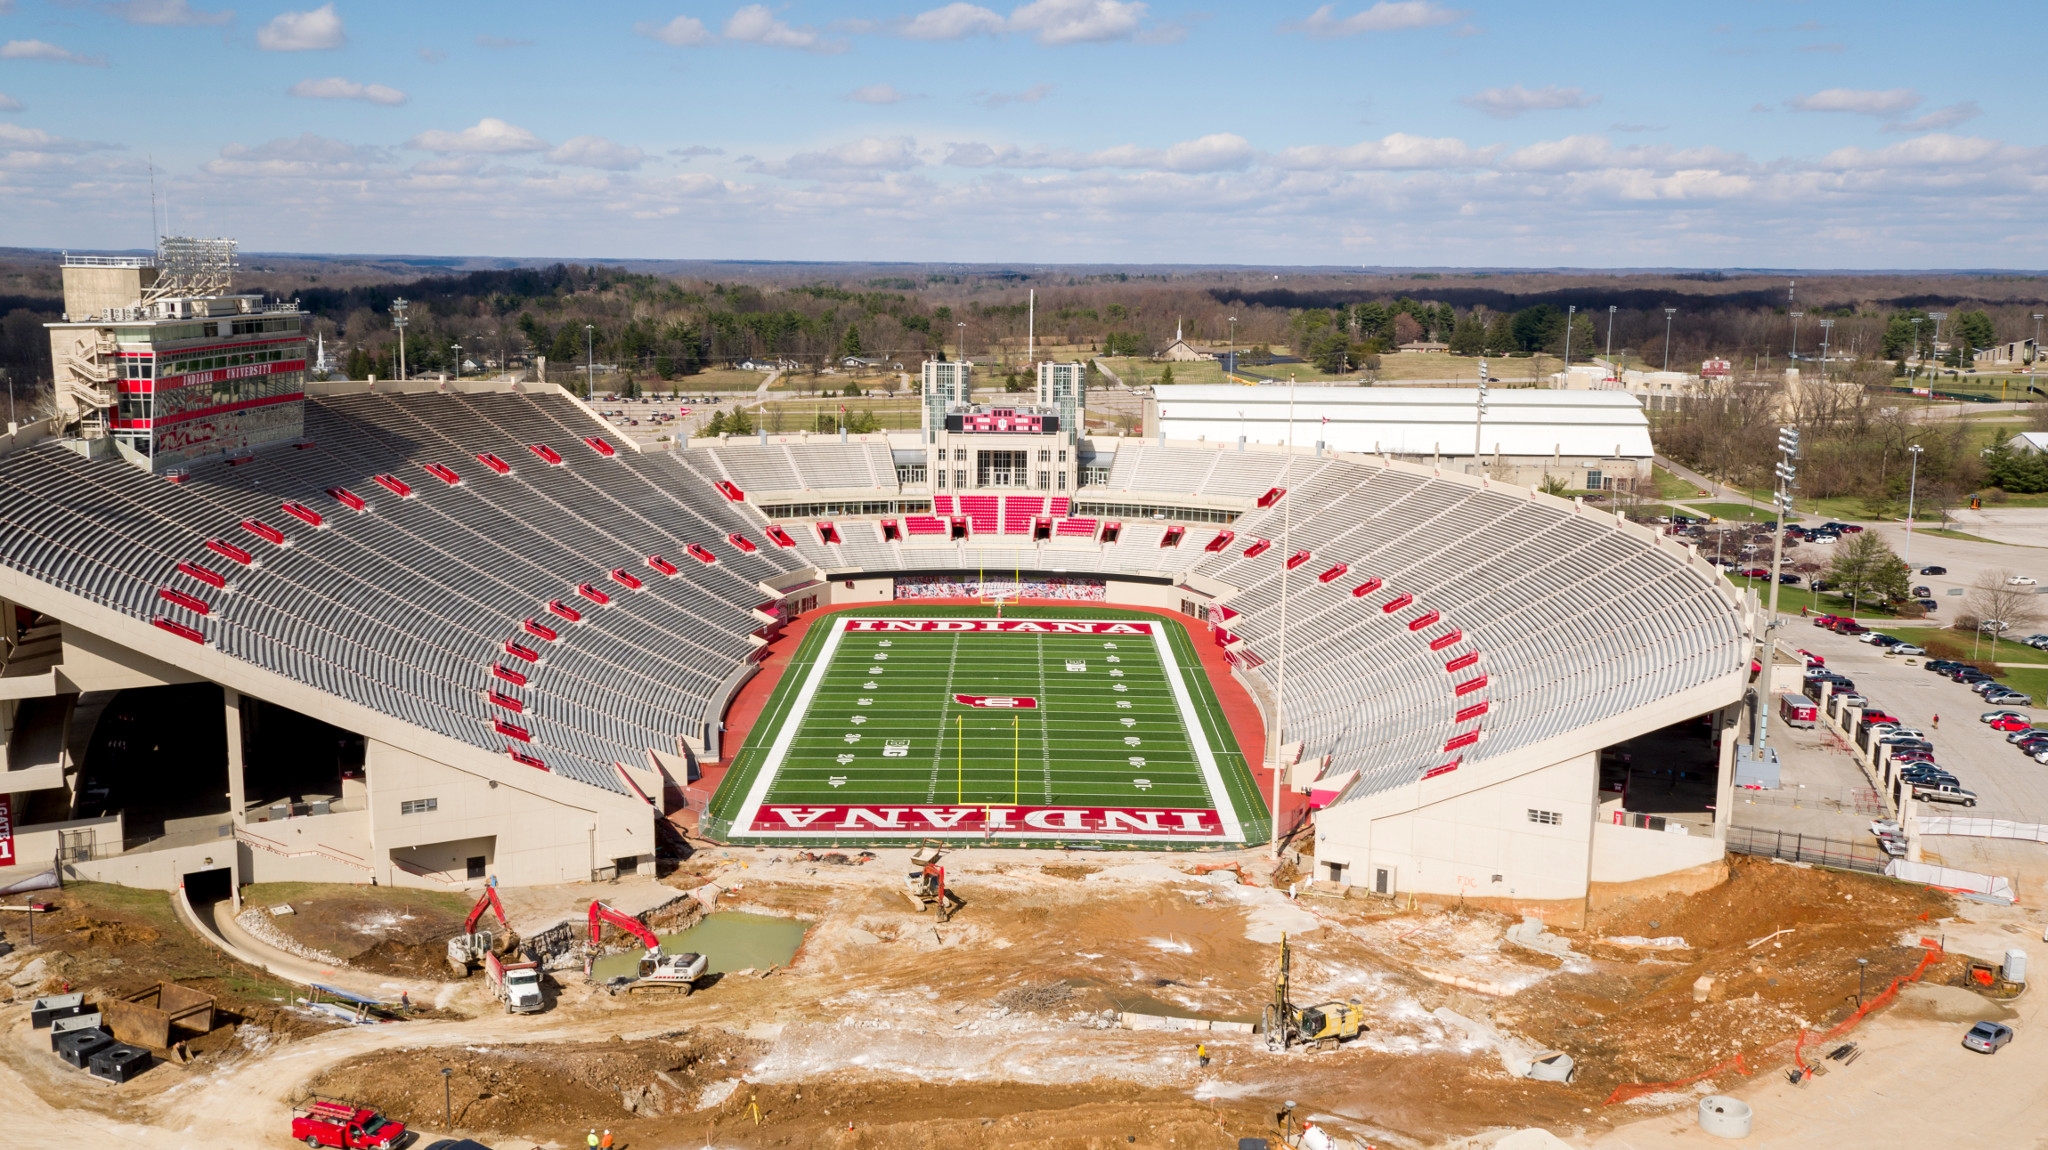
[2,0,2044,266]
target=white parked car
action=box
[2008,576,2037,586]
[1888,644,1927,656]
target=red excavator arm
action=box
[588,900,660,952]
[464,884,509,934]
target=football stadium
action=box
[0,252,1752,923]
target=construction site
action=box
[3,839,2040,1149]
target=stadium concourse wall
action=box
[0,563,656,895]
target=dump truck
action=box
[291,1099,406,1149]
[485,950,545,1013]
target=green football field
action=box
[705,605,1266,847]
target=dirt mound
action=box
[1039,864,1100,879]
[1892,983,2016,1023]
[348,937,459,980]
[59,916,160,948]
[304,1031,766,1139]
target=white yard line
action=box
[1151,621,1244,842]
[926,634,961,802]
[731,614,853,835]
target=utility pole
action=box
[1818,320,1835,384]
[391,298,410,381]
[1663,308,1676,373]
[1605,305,1616,372]
[1563,305,1576,377]
[584,324,595,397]
[1789,311,1803,365]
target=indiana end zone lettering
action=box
[752,804,1222,837]
[845,619,1153,636]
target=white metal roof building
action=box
[1148,386,1654,462]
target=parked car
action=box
[2022,634,2048,650]
[1988,716,2034,732]
[1986,690,2034,707]
[1913,585,1933,598]
[1920,565,1948,576]
[1917,599,1940,612]
[1889,644,1928,657]
[1860,632,1894,646]
[2030,748,2048,764]
[2009,576,2038,586]
[2004,728,2048,745]
[1813,614,1841,628]
[1736,566,1769,579]
[1832,620,1868,635]
[1962,1021,2014,1054]
[1912,782,1978,806]
[1811,579,1835,591]
[1779,573,1802,585]
[1808,534,1839,545]
[1876,728,1929,743]
[1930,660,1968,675]
[1834,693,1870,709]
[291,1101,406,1149]
[1983,710,2030,724]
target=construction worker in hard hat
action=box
[600,1130,614,1149]
[586,1130,599,1149]
[1196,1041,1210,1067]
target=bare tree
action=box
[1962,567,2045,660]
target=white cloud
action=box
[724,4,845,52]
[1,40,109,66]
[0,122,117,152]
[751,136,922,177]
[979,82,1054,107]
[1458,84,1599,118]
[0,93,21,112]
[102,0,233,25]
[213,133,388,174]
[670,144,724,158]
[257,4,345,51]
[1882,101,1980,134]
[946,132,1254,172]
[1788,88,1921,116]
[546,135,646,171]
[845,83,919,104]
[902,2,1006,39]
[476,34,536,49]
[636,15,712,47]
[406,118,549,155]
[1008,0,1147,45]
[1284,2,1462,38]
[1817,133,2012,171]
[1271,132,1493,170]
[288,77,408,106]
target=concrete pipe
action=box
[1698,1096,1752,1139]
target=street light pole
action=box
[1605,305,1617,371]
[584,324,594,397]
[451,343,462,382]
[1903,444,1923,570]
[1228,315,1237,376]
[1818,320,1835,384]
[1663,308,1676,373]
[1789,310,1803,365]
[1928,312,1948,378]
[1910,317,1923,381]
[1563,305,1576,376]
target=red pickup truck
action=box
[291,1100,406,1148]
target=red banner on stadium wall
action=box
[846,619,1154,636]
[953,694,1038,709]
[750,804,1223,836]
[0,793,14,866]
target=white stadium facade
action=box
[0,249,1756,924]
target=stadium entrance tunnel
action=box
[1602,712,1723,833]
[182,865,231,908]
[78,683,230,840]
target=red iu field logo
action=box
[953,694,1038,709]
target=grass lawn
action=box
[1671,500,1782,522]
[241,881,474,919]
[1650,466,1699,501]
[707,604,1263,847]
[754,398,924,431]
[1915,528,2009,545]
[1102,357,1231,387]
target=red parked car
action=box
[291,1101,406,1149]
[1990,716,2033,733]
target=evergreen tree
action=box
[839,323,863,359]
[706,409,728,436]
[1160,364,1176,385]
[1447,313,1486,356]
[1484,313,1515,355]
[726,407,754,435]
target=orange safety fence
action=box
[1603,940,1944,1106]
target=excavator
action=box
[445,882,520,976]
[903,842,964,923]
[587,900,708,995]
[1262,932,1366,1053]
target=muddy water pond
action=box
[590,911,810,982]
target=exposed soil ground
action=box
[0,854,1998,1149]
[241,882,475,979]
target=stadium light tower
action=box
[1270,377,1298,860]
[1788,311,1803,363]
[1759,425,1799,753]
[451,343,462,382]
[1662,308,1676,373]
[585,324,594,396]
[1903,444,1924,570]
[390,298,410,381]
[1818,319,1835,383]
[1605,305,1616,367]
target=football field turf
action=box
[705,606,1266,847]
